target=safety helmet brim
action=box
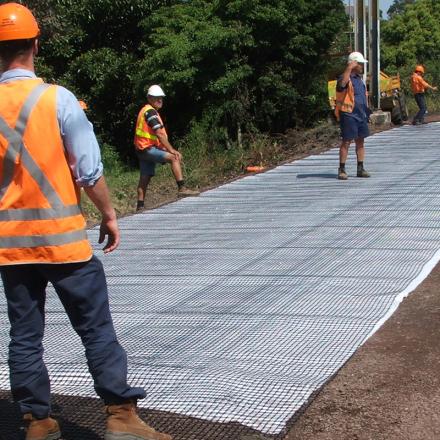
[147,84,166,97]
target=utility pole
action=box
[352,0,388,123]
[354,0,381,110]
[354,0,367,58]
[369,0,380,110]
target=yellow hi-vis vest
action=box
[0,78,92,265]
[134,104,167,151]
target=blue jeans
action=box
[1,255,145,418]
[413,93,427,123]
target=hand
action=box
[433,86,438,91]
[348,61,358,71]
[173,150,183,161]
[98,217,120,253]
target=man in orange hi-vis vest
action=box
[335,52,371,181]
[0,4,172,440]
[411,65,437,125]
[134,85,199,211]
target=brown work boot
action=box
[105,402,172,440]
[357,168,371,178]
[23,414,61,440]
[177,186,200,197]
[338,168,348,180]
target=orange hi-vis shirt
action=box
[134,104,167,151]
[0,78,92,265]
[411,73,430,94]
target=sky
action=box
[380,0,395,14]
[345,0,396,17]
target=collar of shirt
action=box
[0,68,37,83]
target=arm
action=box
[57,87,119,252]
[144,109,182,160]
[156,129,182,160]
[83,176,120,253]
[337,61,358,90]
[425,80,438,91]
[418,76,437,91]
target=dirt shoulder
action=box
[286,259,440,440]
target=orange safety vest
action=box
[134,104,167,151]
[334,81,355,121]
[0,78,92,265]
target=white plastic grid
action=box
[1,123,440,434]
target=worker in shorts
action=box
[334,52,371,180]
[134,85,199,211]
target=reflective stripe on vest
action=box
[134,104,166,150]
[0,229,86,249]
[0,81,91,261]
[135,112,158,141]
[335,81,355,121]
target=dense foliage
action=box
[5,0,347,160]
[387,0,415,17]
[382,0,440,107]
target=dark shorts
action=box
[136,147,168,176]
[340,114,369,141]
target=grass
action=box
[406,94,440,116]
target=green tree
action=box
[387,0,415,17]
[21,0,176,159]
[7,0,346,157]
[137,0,346,143]
[381,0,440,112]
[382,0,440,68]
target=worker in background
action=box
[134,85,199,211]
[411,65,437,125]
[78,99,88,110]
[334,51,371,181]
[0,4,171,440]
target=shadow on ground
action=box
[0,392,280,440]
[296,173,336,179]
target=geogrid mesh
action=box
[1,123,440,436]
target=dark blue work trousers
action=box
[414,93,427,123]
[1,255,145,418]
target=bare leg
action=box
[137,175,151,203]
[355,138,370,177]
[163,153,199,196]
[338,140,351,179]
[339,140,351,164]
[355,138,365,162]
[167,154,184,182]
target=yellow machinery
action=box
[328,71,408,124]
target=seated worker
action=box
[335,51,371,180]
[134,85,199,211]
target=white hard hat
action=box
[348,51,368,63]
[147,85,166,97]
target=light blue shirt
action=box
[0,68,103,187]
